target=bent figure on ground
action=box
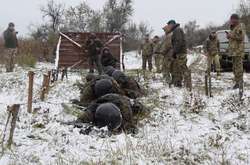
[205,31,221,77]
[85,33,103,75]
[227,14,245,89]
[77,94,149,132]
[112,70,145,98]
[140,34,154,71]
[3,22,18,72]
[167,20,192,89]
[77,74,124,106]
[101,47,119,68]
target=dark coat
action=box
[3,28,18,48]
[171,24,187,55]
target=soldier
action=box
[153,36,163,73]
[3,22,18,72]
[112,70,144,98]
[77,93,148,132]
[205,31,221,78]
[162,25,174,84]
[167,20,191,89]
[85,33,103,75]
[101,47,119,68]
[227,14,245,89]
[140,34,154,71]
[77,74,124,106]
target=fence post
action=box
[40,74,49,101]
[205,75,208,96]
[27,71,34,113]
[7,104,20,148]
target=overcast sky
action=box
[0,0,239,37]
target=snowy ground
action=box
[0,52,250,165]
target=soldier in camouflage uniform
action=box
[227,14,245,89]
[140,34,154,71]
[77,94,148,132]
[162,25,174,84]
[205,31,221,77]
[167,20,192,89]
[3,22,18,72]
[152,36,163,73]
[77,74,124,106]
[85,33,103,75]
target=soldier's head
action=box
[86,73,97,82]
[230,14,240,27]
[112,70,128,85]
[144,34,150,42]
[153,36,160,43]
[94,79,114,98]
[209,31,217,39]
[89,33,97,40]
[103,47,110,54]
[103,66,116,76]
[8,22,15,31]
[95,103,122,130]
[167,20,177,30]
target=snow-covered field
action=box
[0,52,250,165]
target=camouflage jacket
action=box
[161,33,173,57]
[153,41,163,55]
[85,38,103,57]
[140,41,154,56]
[3,28,18,48]
[229,23,245,57]
[171,24,187,55]
[205,37,220,56]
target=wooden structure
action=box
[56,32,122,69]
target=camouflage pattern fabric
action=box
[153,41,163,72]
[4,48,17,72]
[229,23,245,85]
[140,41,154,71]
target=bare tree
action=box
[237,0,250,35]
[40,0,65,32]
[64,2,93,32]
[103,0,133,32]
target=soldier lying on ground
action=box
[111,70,145,99]
[76,94,149,133]
[75,74,124,107]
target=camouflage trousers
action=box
[162,56,173,84]
[154,54,163,73]
[207,54,221,76]
[89,55,103,75]
[4,48,17,72]
[232,56,243,85]
[171,54,192,89]
[142,54,153,71]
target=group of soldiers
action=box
[140,14,246,90]
[140,20,192,89]
[73,66,147,133]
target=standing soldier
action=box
[3,22,18,72]
[140,34,154,72]
[205,31,221,78]
[85,33,103,75]
[162,25,174,84]
[227,14,245,89]
[152,36,163,73]
[167,20,191,89]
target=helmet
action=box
[86,73,97,82]
[112,70,128,84]
[94,79,114,97]
[103,66,116,76]
[95,103,122,130]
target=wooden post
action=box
[239,81,244,101]
[7,104,20,148]
[27,71,34,113]
[208,75,212,97]
[205,75,208,96]
[47,71,51,85]
[40,74,49,101]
